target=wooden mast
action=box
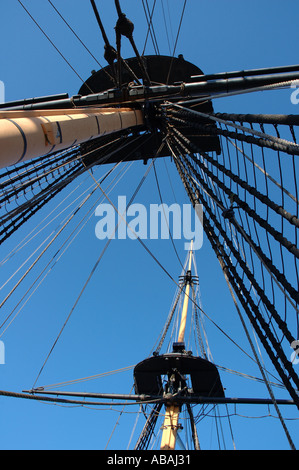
[0,107,143,169]
[160,241,193,451]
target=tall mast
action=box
[177,241,193,344]
[160,242,193,451]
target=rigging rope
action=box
[114,0,151,86]
[166,0,187,84]
[47,0,113,82]
[153,160,184,270]
[170,139,299,410]
[0,0,297,451]
[160,0,173,55]
[142,0,160,55]
[167,105,299,156]
[173,153,298,448]
[164,112,299,316]
[214,236,297,450]
[16,0,94,94]
[30,152,159,388]
[0,129,144,246]
[0,162,131,334]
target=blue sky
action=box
[0,0,299,450]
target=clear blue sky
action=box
[0,0,299,450]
